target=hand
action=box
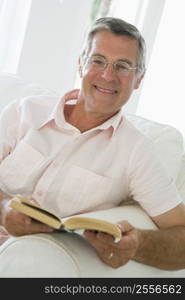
[84,221,140,269]
[2,201,54,237]
[62,89,80,102]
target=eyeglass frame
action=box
[84,55,138,76]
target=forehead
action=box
[88,30,139,62]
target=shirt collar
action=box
[39,96,66,128]
[39,96,123,134]
[96,109,123,133]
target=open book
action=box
[8,195,122,242]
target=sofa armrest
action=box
[0,205,185,278]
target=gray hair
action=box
[82,17,146,75]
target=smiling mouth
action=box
[93,85,118,94]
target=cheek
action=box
[125,77,138,92]
[82,66,94,78]
[81,69,97,92]
[80,77,93,100]
[118,80,137,103]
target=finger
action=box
[84,230,105,249]
[21,214,32,225]
[96,231,115,244]
[10,216,54,236]
[11,211,53,232]
[63,89,80,101]
[24,219,54,234]
[84,230,114,255]
[84,229,97,243]
[117,220,134,233]
[84,230,122,267]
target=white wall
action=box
[17,0,93,95]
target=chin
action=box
[85,104,115,116]
[84,92,119,114]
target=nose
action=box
[100,63,117,82]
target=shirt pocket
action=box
[0,140,45,194]
[56,165,114,216]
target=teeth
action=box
[95,85,117,94]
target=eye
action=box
[116,63,130,71]
[91,58,105,65]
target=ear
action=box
[78,57,83,78]
[134,72,145,89]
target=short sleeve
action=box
[128,137,183,216]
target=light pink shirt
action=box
[0,95,182,217]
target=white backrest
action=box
[0,72,57,110]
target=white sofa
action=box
[0,72,185,278]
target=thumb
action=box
[117,220,134,233]
[62,89,80,102]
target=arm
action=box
[133,225,185,270]
[135,202,185,270]
[84,203,185,270]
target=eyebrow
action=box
[91,53,133,66]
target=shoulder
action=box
[0,95,60,141]
[17,94,60,127]
[18,94,59,112]
[1,94,59,117]
[117,115,153,149]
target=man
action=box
[0,17,185,270]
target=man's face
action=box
[79,30,143,116]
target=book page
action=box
[63,216,122,242]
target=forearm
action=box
[134,226,185,270]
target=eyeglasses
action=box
[86,55,138,77]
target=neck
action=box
[64,101,117,133]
